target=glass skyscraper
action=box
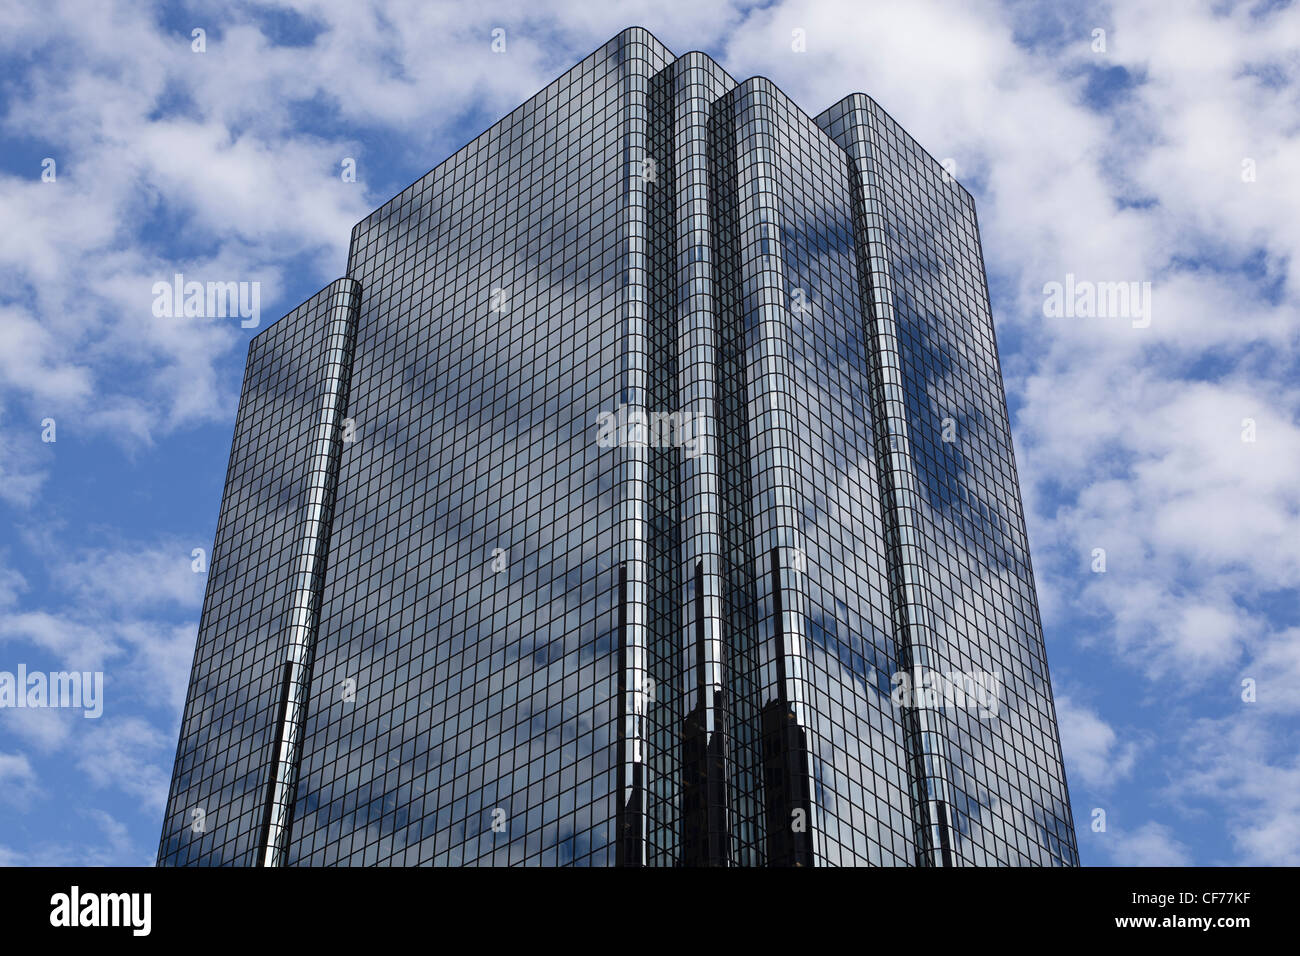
[159,27,1078,867]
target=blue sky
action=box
[1,0,1297,866]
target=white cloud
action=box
[0,751,39,808]
[1173,717,1300,866]
[59,541,207,612]
[1243,626,1300,715]
[0,610,123,672]
[0,403,52,508]
[75,716,172,814]
[0,807,145,866]
[0,706,77,753]
[1056,694,1139,791]
[0,552,27,608]
[1102,821,1194,867]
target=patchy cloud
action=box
[1,0,1296,864]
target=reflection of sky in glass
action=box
[158,284,355,865]
[160,26,1076,867]
[819,96,1077,865]
[287,30,675,867]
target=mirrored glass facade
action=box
[159,27,1077,867]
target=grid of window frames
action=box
[818,94,1079,866]
[159,282,358,865]
[721,80,918,866]
[288,29,672,867]
[160,27,1079,867]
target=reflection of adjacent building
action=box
[158,27,1078,868]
